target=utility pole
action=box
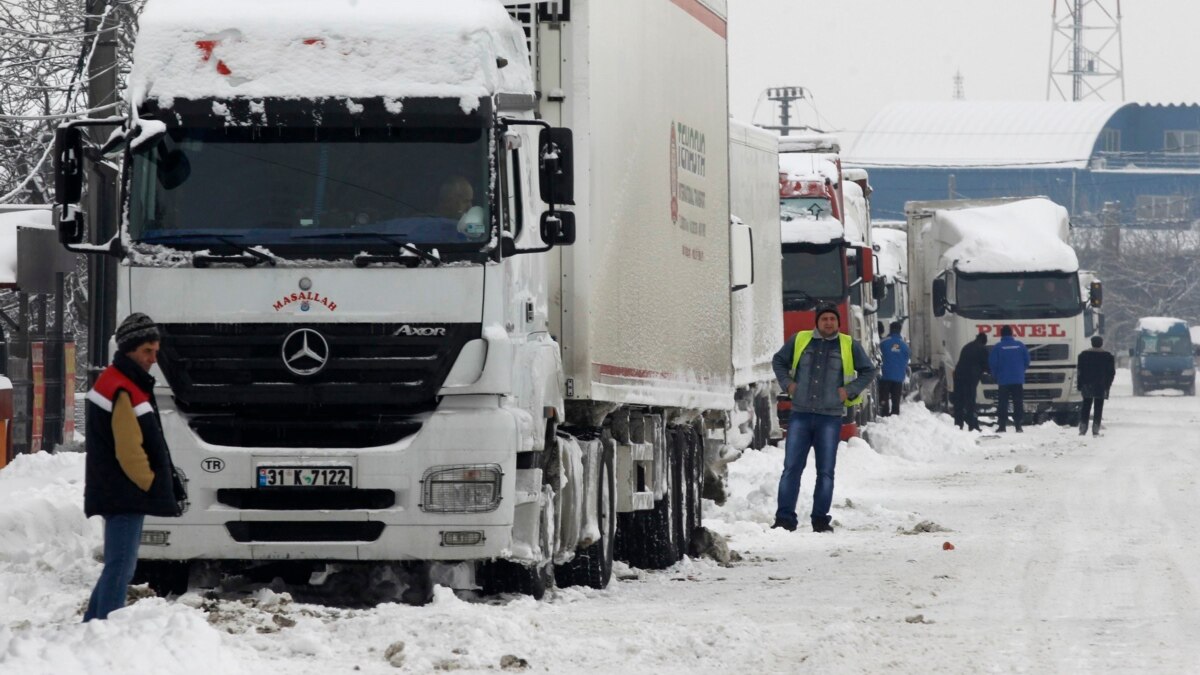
[1047,0,1125,101]
[758,86,824,136]
[84,0,121,387]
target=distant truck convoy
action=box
[905,197,1101,425]
[53,0,782,599]
[1129,317,1196,396]
[871,224,909,346]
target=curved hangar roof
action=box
[847,101,1131,169]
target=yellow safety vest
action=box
[789,330,863,407]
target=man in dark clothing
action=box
[770,303,877,533]
[83,313,181,621]
[953,333,990,431]
[877,321,909,417]
[1077,335,1116,436]
[988,325,1031,433]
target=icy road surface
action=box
[1,370,1198,674]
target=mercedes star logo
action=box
[281,328,330,376]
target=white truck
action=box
[53,0,777,600]
[871,224,909,345]
[905,197,1099,425]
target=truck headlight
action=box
[421,464,503,513]
[1184,368,1196,376]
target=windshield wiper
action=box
[137,233,279,268]
[294,231,442,267]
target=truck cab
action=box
[1130,318,1196,396]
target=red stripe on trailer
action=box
[669,0,727,39]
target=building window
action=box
[1135,194,1191,222]
[1100,128,1120,153]
[1164,130,1200,154]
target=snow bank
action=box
[128,0,534,112]
[865,404,982,461]
[936,198,1077,274]
[1136,316,1187,334]
[0,208,53,286]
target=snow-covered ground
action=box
[2,369,1198,674]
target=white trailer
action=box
[872,225,910,345]
[905,197,1096,424]
[729,121,783,450]
[53,0,777,599]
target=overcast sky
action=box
[727,0,1200,140]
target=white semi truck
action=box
[905,197,1100,425]
[871,224,909,346]
[53,0,778,599]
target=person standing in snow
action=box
[988,325,1031,433]
[83,313,182,621]
[770,303,877,533]
[1076,335,1116,437]
[952,333,990,431]
[877,321,908,417]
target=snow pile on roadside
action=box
[866,404,980,461]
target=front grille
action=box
[1025,371,1066,385]
[157,323,480,447]
[217,488,396,510]
[225,521,385,542]
[1028,343,1070,362]
[984,388,1063,401]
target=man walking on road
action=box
[83,313,182,621]
[878,321,908,417]
[1077,335,1116,437]
[953,333,990,431]
[988,325,1031,433]
[770,303,877,533]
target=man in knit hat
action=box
[770,303,877,533]
[83,313,182,621]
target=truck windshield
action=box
[782,243,845,309]
[127,126,492,257]
[781,197,834,221]
[1138,333,1192,356]
[955,272,1081,320]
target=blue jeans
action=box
[83,513,144,622]
[776,412,842,526]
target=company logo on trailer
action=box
[977,323,1068,338]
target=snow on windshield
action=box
[937,198,1077,274]
[128,0,533,112]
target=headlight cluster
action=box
[1183,368,1196,377]
[420,464,503,513]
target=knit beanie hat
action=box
[116,313,160,353]
[814,303,840,326]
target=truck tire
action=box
[683,422,703,543]
[478,559,553,600]
[132,560,190,597]
[555,442,616,589]
[753,394,772,450]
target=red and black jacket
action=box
[84,353,180,518]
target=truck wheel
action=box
[555,442,615,589]
[132,560,190,597]
[683,422,703,545]
[478,559,553,600]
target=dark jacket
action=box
[988,336,1031,386]
[84,353,180,518]
[1077,348,1116,399]
[879,333,910,383]
[772,331,878,417]
[954,340,990,387]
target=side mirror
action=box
[540,210,576,246]
[872,277,886,301]
[932,277,947,318]
[538,127,575,206]
[730,220,753,291]
[1089,280,1103,307]
[54,126,86,245]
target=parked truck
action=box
[872,224,909,346]
[1129,317,1195,396]
[52,0,777,599]
[775,135,880,439]
[905,197,1100,425]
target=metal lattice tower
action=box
[1047,0,1125,101]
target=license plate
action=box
[257,466,353,488]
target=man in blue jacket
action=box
[877,321,909,417]
[770,303,877,533]
[988,325,1031,433]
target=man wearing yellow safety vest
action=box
[770,303,877,533]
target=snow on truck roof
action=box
[935,198,1078,274]
[848,100,1129,168]
[128,0,533,111]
